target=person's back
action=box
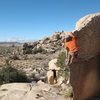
[65,32,78,65]
[65,32,78,53]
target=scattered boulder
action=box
[47,70,55,84]
[48,59,60,70]
[47,59,60,85]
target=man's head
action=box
[66,35,72,42]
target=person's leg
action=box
[66,51,71,66]
[69,52,74,65]
[74,51,78,58]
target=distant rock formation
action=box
[70,13,100,100]
[31,32,64,54]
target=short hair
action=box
[66,35,72,42]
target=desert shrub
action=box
[23,43,28,48]
[23,43,33,54]
[29,72,35,81]
[0,61,28,84]
[23,48,32,54]
[57,51,72,98]
[64,85,73,98]
[56,51,70,78]
[37,47,44,53]
[9,54,20,60]
[32,47,46,54]
[32,47,38,54]
[11,44,15,47]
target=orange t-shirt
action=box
[65,32,78,53]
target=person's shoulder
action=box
[72,30,78,37]
[66,35,72,42]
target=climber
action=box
[65,32,78,65]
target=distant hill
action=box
[0,42,22,46]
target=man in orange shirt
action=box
[65,32,78,65]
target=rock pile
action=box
[32,32,64,54]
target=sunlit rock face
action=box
[70,13,100,100]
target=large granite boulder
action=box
[0,82,67,100]
[70,13,100,100]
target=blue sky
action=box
[0,0,100,42]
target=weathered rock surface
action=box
[75,13,100,60]
[70,13,100,100]
[0,82,68,100]
[48,59,60,70]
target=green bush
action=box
[57,51,73,98]
[56,51,70,78]
[9,54,20,60]
[32,47,46,54]
[32,47,38,54]
[23,43,33,54]
[23,43,28,48]
[64,85,73,98]
[23,48,32,54]
[57,51,66,68]
[0,62,28,85]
